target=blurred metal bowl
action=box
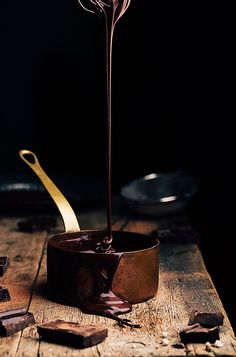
[120,171,199,216]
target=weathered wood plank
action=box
[0,215,235,356]
[17,244,236,356]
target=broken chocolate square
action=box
[37,320,108,348]
[188,310,224,327]
[0,308,35,336]
[180,323,219,343]
[17,216,57,232]
[0,287,11,302]
[0,257,9,276]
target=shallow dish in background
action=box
[120,171,199,217]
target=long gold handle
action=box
[19,149,80,232]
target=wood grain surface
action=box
[0,207,236,357]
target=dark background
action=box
[1,1,236,331]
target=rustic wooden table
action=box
[0,202,236,356]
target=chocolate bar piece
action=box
[17,216,57,232]
[0,287,11,302]
[188,310,224,327]
[0,308,27,320]
[0,310,35,336]
[37,320,108,348]
[180,323,219,343]
[0,257,9,276]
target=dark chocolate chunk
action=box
[0,286,11,302]
[180,323,219,343]
[0,311,35,336]
[0,257,9,276]
[188,310,224,327]
[151,226,200,244]
[0,308,27,320]
[17,216,57,232]
[37,320,108,348]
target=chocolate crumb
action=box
[189,310,224,327]
[0,287,11,302]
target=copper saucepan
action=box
[19,150,159,305]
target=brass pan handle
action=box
[19,149,80,232]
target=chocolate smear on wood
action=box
[180,323,219,343]
[0,309,35,336]
[0,287,11,302]
[188,310,224,327]
[0,257,9,276]
[37,320,108,348]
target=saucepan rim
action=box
[48,229,159,255]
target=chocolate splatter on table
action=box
[0,200,236,356]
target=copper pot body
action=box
[47,230,159,305]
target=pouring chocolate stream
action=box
[77,0,132,247]
[19,150,140,327]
